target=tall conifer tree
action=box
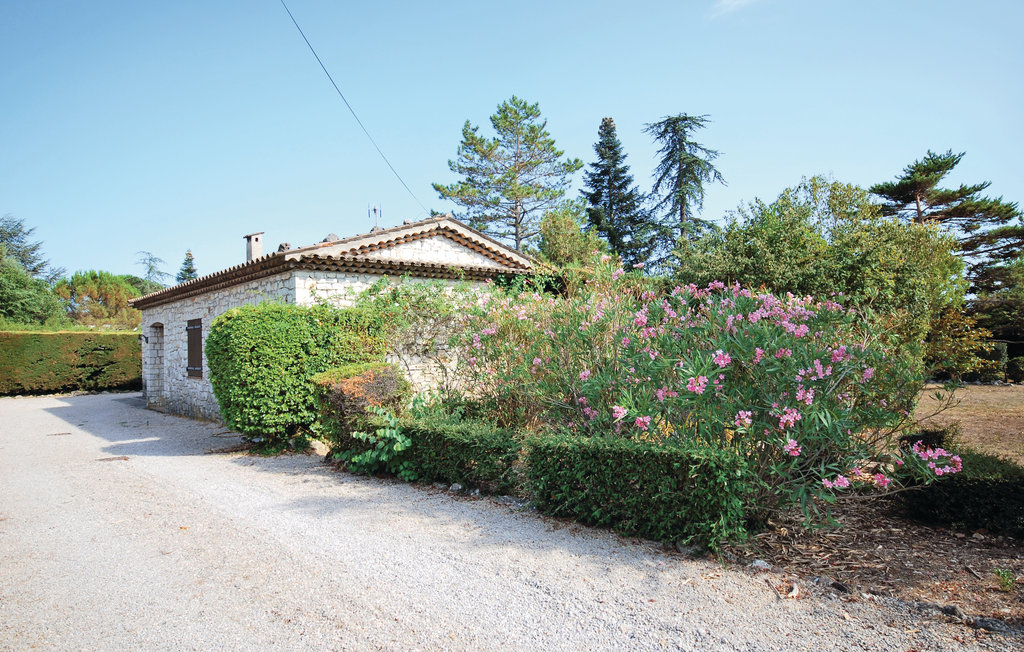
[644,114,725,260]
[582,118,651,267]
[176,250,198,283]
[433,96,583,251]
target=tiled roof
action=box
[129,216,532,310]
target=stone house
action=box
[130,216,532,420]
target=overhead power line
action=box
[278,0,429,214]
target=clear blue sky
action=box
[2,0,1022,280]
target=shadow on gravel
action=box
[41,392,243,458]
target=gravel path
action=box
[0,392,1016,651]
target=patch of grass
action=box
[995,569,1016,593]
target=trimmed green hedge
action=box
[206,303,387,443]
[902,448,1024,538]
[0,331,141,395]
[526,435,751,547]
[398,416,522,494]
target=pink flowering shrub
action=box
[447,257,945,524]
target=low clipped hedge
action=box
[398,416,521,494]
[313,362,411,449]
[902,448,1024,538]
[526,435,751,547]
[0,331,141,395]
[206,303,387,443]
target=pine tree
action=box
[644,114,725,261]
[433,96,583,251]
[176,250,198,283]
[582,118,652,267]
[136,251,169,285]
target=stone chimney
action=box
[244,232,264,262]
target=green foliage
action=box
[0,245,67,325]
[970,259,1024,360]
[205,302,387,445]
[1007,357,1024,383]
[526,434,750,548]
[121,274,164,296]
[582,117,652,267]
[0,214,64,283]
[53,270,142,329]
[176,250,198,283]
[398,414,522,494]
[433,95,583,251]
[537,200,605,268]
[870,149,1023,291]
[674,176,972,373]
[313,361,411,447]
[135,250,169,285]
[962,342,1008,383]
[334,406,418,480]
[0,331,141,395]
[994,569,1016,592]
[644,113,725,265]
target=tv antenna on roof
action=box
[368,204,382,229]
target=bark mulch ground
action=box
[721,498,1023,631]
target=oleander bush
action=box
[206,302,388,446]
[0,331,141,395]
[446,257,958,527]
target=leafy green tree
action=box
[0,244,66,325]
[0,214,64,283]
[870,149,1023,290]
[582,118,652,267]
[53,271,142,329]
[644,114,725,261]
[537,200,605,268]
[176,249,198,283]
[433,96,583,251]
[122,274,164,296]
[136,250,169,285]
[674,177,968,372]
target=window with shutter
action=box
[186,319,203,378]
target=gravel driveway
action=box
[0,393,1016,651]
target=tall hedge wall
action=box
[0,331,142,395]
[206,303,388,442]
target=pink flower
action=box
[612,268,625,280]
[862,367,874,382]
[831,346,848,363]
[778,407,802,429]
[734,410,753,428]
[833,475,850,488]
[632,262,645,269]
[634,415,652,431]
[633,311,648,327]
[621,337,631,347]
[600,254,612,263]
[783,438,802,457]
[579,369,591,382]
[611,405,628,421]
[874,473,891,488]
[655,387,678,402]
[775,348,792,359]
[713,349,732,367]
[533,357,542,366]
[753,348,766,364]
[685,376,708,395]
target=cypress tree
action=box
[582,118,652,267]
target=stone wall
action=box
[140,269,482,421]
[140,273,297,420]
[360,235,505,268]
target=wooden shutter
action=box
[186,319,203,378]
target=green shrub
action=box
[398,415,522,494]
[334,406,417,480]
[313,362,411,435]
[1007,357,1024,383]
[205,302,387,445]
[963,342,1008,383]
[526,434,750,548]
[0,331,141,395]
[902,435,1024,538]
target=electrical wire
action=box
[278,0,429,214]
